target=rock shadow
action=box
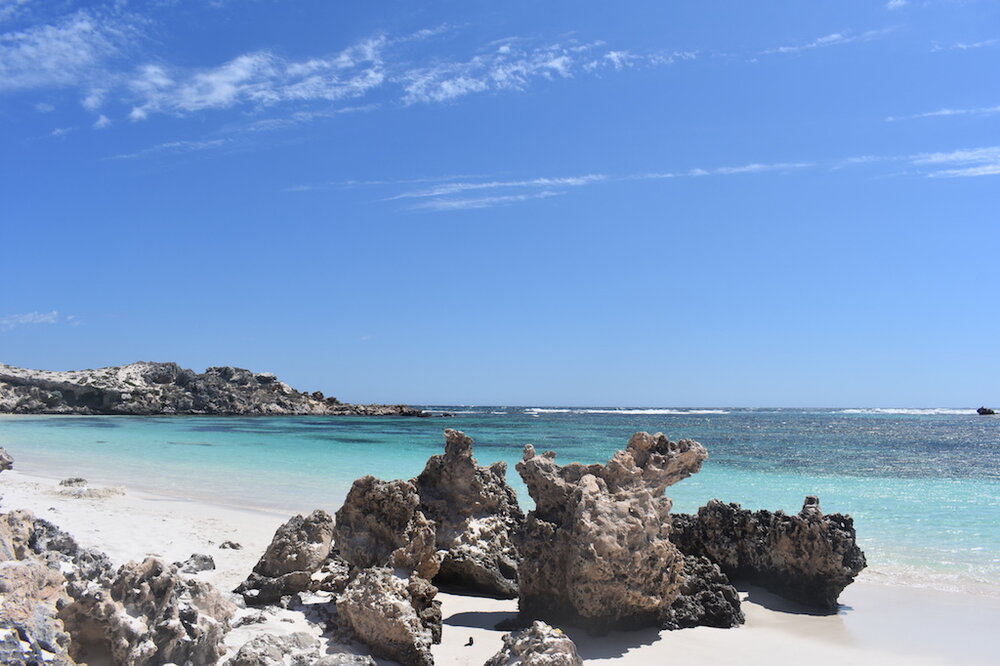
[444,610,517,630]
[739,584,853,616]
[562,626,662,660]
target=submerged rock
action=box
[336,567,441,666]
[236,509,336,605]
[415,429,523,598]
[670,496,867,611]
[484,620,583,666]
[515,432,708,634]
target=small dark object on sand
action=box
[465,637,474,646]
[219,540,243,550]
[59,478,88,487]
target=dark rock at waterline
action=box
[0,361,426,417]
[977,406,996,415]
[670,496,866,611]
[0,447,12,472]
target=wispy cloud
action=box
[764,28,895,55]
[886,103,1000,122]
[389,174,606,200]
[911,146,1000,178]
[0,8,136,92]
[107,138,229,160]
[411,191,565,211]
[885,0,908,10]
[931,39,997,52]
[0,0,33,24]
[0,310,60,331]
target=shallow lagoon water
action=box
[2,407,997,595]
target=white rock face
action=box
[484,621,583,666]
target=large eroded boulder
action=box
[670,496,867,611]
[61,557,237,666]
[415,429,523,598]
[336,567,441,666]
[334,477,441,580]
[236,509,336,604]
[515,432,708,634]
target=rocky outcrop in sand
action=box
[61,557,237,665]
[334,477,442,580]
[515,432,709,633]
[225,632,376,666]
[484,620,583,666]
[337,567,441,666]
[0,361,426,416]
[236,510,338,605]
[414,429,524,598]
[670,496,867,610]
[0,447,12,472]
[661,555,744,630]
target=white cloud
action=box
[93,113,111,128]
[0,310,59,331]
[126,37,387,119]
[33,101,52,112]
[931,39,997,52]
[885,0,908,10]
[390,174,606,200]
[911,146,1000,177]
[886,104,1000,122]
[0,0,32,24]
[765,28,894,55]
[107,138,229,160]
[0,9,133,91]
[411,190,564,211]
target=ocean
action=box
[1,408,997,597]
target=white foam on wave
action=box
[523,408,730,415]
[839,408,977,416]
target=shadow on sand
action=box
[444,610,517,630]
[738,584,853,616]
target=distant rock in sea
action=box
[977,406,996,415]
[0,361,426,416]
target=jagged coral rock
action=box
[236,510,336,604]
[484,620,583,666]
[414,429,523,598]
[670,496,867,610]
[0,447,13,472]
[334,477,441,580]
[336,567,441,666]
[515,433,708,633]
[660,555,744,630]
[61,557,237,666]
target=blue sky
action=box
[1,0,998,406]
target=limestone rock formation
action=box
[0,361,426,416]
[0,446,12,472]
[336,567,441,666]
[670,496,867,610]
[236,510,337,604]
[334,477,441,580]
[660,555,744,630]
[414,429,523,598]
[225,631,376,666]
[60,557,237,665]
[484,620,583,666]
[177,552,216,573]
[515,432,708,633]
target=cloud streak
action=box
[886,104,1000,122]
[107,138,229,160]
[0,310,60,331]
[764,28,894,55]
[911,146,1000,178]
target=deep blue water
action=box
[1,407,998,595]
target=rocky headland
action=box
[0,431,867,665]
[0,362,426,416]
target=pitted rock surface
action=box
[415,429,523,598]
[236,509,336,604]
[515,432,708,633]
[670,496,867,610]
[484,620,583,666]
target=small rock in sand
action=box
[58,477,87,487]
[0,447,13,472]
[178,552,217,573]
[219,540,243,550]
[485,620,583,666]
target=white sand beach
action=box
[2,469,995,666]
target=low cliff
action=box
[0,362,425,417]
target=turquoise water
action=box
[1,408,998,595]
